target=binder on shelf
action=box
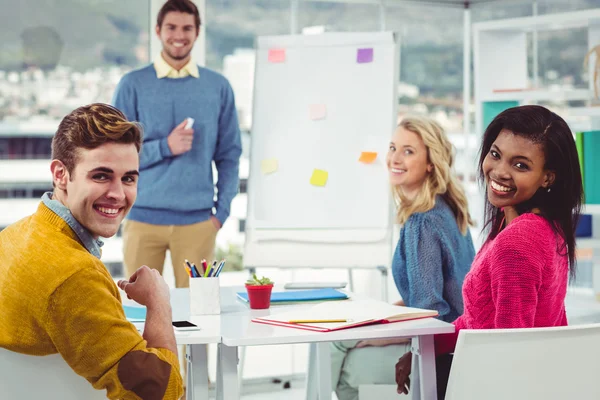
[482,101,519,130]
[583,131,600,204]
[237,288,348,305]
[252,299,438,332]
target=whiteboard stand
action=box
[244,32,400,317]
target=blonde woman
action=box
[330,116,475,400]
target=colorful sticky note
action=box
[309,104,327,120]
[268,48,286,63]
[359,152,378,163]
[310,169,328,187]
[357,48,374,63]
[261,158,279,174]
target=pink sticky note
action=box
[309,104,327,120]
[268,48,286,63]
[357,48,373,63]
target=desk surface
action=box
[121,288,222,345]
[172,286,454,347]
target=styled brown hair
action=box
[157,0,201,32]
[51,103,142,175]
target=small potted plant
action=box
[245,273,274,309]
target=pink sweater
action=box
[435,213,569,355]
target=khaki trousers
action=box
[122,219,218,288]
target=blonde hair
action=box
[392,116,473,234]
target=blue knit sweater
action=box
[392,196,475,323]
[112,64,242,225]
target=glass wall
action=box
[205,0,290,72]
[0,0,150,123]
[0,0,151,274]
[298,1,381,32]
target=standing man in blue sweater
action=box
[112,0,241,288]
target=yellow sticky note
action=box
[309,104,327,120]
[310,169,328,187]
[261,158,278,174]
[359,152,378,163]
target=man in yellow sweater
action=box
[0,103,184,399]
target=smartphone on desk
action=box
[172,321,201,331]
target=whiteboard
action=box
[245,32,399,268]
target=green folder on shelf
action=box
[583,131,600,204]
[482,101,519,130]
[576,132,584,190]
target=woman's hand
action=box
[395,351,413,395]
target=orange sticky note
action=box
[310,169,328,187]
[268,48,286,63]
[261,158,278,174]
[359,152,378,163]
[309,104,327,120]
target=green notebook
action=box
[583,131,600,204]
[482,101,519,131]
[576,132,585,195]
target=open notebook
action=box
[252,299,438,332]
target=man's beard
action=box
[165,48,191,61]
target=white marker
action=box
[185,117,195,129]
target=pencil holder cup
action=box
[190,277,221,315]
[245,283,274,309]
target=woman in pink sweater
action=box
[395,105,584,398]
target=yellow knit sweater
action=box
[0,203,183,400]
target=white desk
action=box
[176,287,454,400]
[122,289,220,400]
[171,290,222,400]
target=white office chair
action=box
[0,348,106,399]
[445,323,600,400]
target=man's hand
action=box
[118,265,170,310]
[395,351,413,395]
[167,119,194,155]
[210,215,222,230]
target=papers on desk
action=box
[236,288,348,305]
[252,300,438,332]
[123,305,147,322]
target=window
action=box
[0,0,150,124]
[0,137,52,159]
[206,0,290,130]
[298,1,380,33]
[0,0,150,273]
[239,178,248,194]
[238,219,246,233]
[0,187,52,199]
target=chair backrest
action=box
[445,324,600,400]
[0,348,106,400]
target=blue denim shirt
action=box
[41,192,103,259]
[392,195,475,323]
